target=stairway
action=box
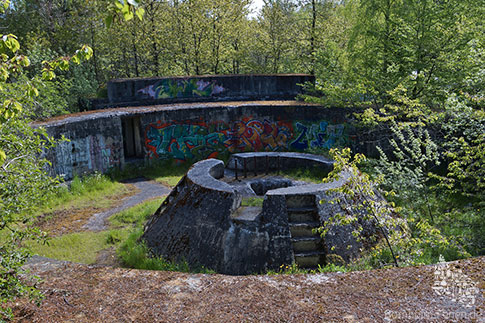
[286,195,325,268]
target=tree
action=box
[0,32,59,320]
[0,0,142,316]
[318,148,402,267]
[258,0,296,73]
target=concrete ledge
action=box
[227,152,334,173]
[187,159,233,193]
[266,171,350,196]
[106,74,315,108]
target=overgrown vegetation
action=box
[39,173,129,213]
[241,197,264,207]
[266,263,349,275]
[109,159,190,188]
[25,229,130,264]
[278,167,331,184]
[113,200,214,273]
[318,148,471,270]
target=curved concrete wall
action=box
[142,159,240,273]
[142,154,367,275]
[105,74,314,108]
[38,101,355,180]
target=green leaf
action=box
[0,149,5,164]
[105,15,114,28]
[121,4,134,21]
[82,46,93,60]
[71,54,81,64]
[59,59,69,71]
[3,35,20,53]
[135,7,145,21]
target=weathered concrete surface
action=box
[144,150,388,274]
[106,74,315,107]
[227,151,334,172]
[143,159,297,275]
[249,177,293,195]
[41,115,123,180]
[142,159,244,274]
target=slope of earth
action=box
[14,256,484,322]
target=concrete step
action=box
[289,222,320,237]
[291,236,322,252]
[288,211,318,223]
[294,251,325,268]
[285,195,315,208]
[287,207,317,213]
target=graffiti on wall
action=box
[54,134,119,179]
[228,118,293,152]
[145,121,231,161]
[290,121,347,150]
[138,78,225,100]
[145,118,350,162]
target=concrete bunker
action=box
[37,74,364,181]
[142,152,374,275]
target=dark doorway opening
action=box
[122,117,143,159]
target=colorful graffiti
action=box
[145,118,350,162]
[145,121,231,161]
[229,118,293,152]
[138,78,225,99]
[290,121,347,150]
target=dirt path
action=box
[83,177,171,231]
[17,256,484,322]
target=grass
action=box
[279,167,331,184]
[266,262,349,275]
[17,163,213,273]
[22,169,211,273]
[117,229,215,273]
[110,159,190,188]
[25,229,130,264]
[144,164,188,187]
[241,197,264,207]
[109,198,163,228]
[25,196,165,265]
[112,199,215,273]
[39,173,130,213]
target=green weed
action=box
[241,197,264,207]
[109,159,190,188]
[109,198,163,228]
[117,229,215,273]
[25,229,130,264]
[39,173,129,213]
[278,167,331,184]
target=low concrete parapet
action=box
[227,152,334,173]
[106,74,315,108]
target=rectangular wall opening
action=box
[122,117,143,159]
